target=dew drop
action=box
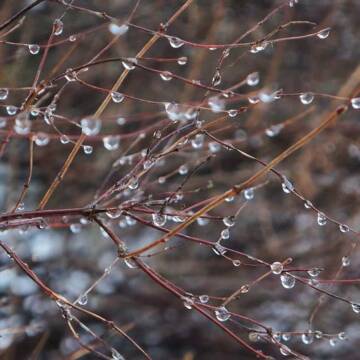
[281,176,294,194]
[168,36,184,48]
[111,91,125,103]
[223,216,235,227]
[122,58,137,70]
[70,223,81,233]
[212,242,227,256]
[191,134,204,149]
[152,213,167,227]
[342,256,350,267]
[111,349,125,360]
[244,188,254,200]
[351,302,360,313]
[351,97,360,109]
[160,71,173,81]
[103,135,120,151]
[232,259,241,267]
[280,273,296,289]
[28,44,40,55]
[228,109,238,117]
[124,258,138,269]
[83,145,93,155]
[199,294,209,304]
[0,88,9,100]
[60,134,70,144]
[34,132,50,146]
[182,296,194,309]
[221,228,230,240]
[212,70,221,86]
[78,294,88,305]
[214,306,231,322]
[317,212,327,226]
[270,262,283,275]
[108,23,129,36]
[6,105,18,116]
[299,92,314,105]
[177,56,188,65]
[339,224,350,233]
[81,118,101,136]
[317,27,331,39]
[246,72,259,86]
[301,331,314,345]
[54,19,64,36]
[307,268,322,277]
[265,124,283,137]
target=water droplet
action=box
[329,338,337,347]
[246,72,260,86]
[280,273,296,289]
[121,58,137,70]
[279,346,290,356]
[314,330,323,339]
[124,258,138,269]
[223,216,235,227]
[214,306,231,322]
[177,56,187,65]
[106,208,122,219]
[250,42,268,53]
[117,117,126,125]
[208,96,225,113]
[270,261,283,275]
[281,176,294,194]
[17,202,25,211]
[69,35,77,42]
[282,333,291,341]
[317,27,331,39]
[168,36,184,48]
[265,124,283,137]
[0,117,6,128]
[225,195,234,202]
[178,164,189,175]
[81,118,101,136]
[34,132,50,146]
[78,294,88,305]
[28,44,40,55]
[228,109,238,117]
[244,188,254,200]
[191,134,204,149]
[342,256,350,267]
[70,223,82,233]
[108,23,129,36]
[299,92,314,105]
[339,224,350,233]
[14,113,31,134]
[248,96,259,104]
[83,145,93,155]
[212,242,227,256]
[304,200,313,209]
[221,228,230,239]
[212,70,221,86]
[103,135,120,151]
[152,213,167,227]
[160,71,173,81]
[317,212,327,226]
[338,332,346,340]
[60,135,70,144]
[301,331,314,345]
[54,19,64,36]
[351,97,360,109]
[308,268,322,277]
[0,88,9,100]
[208,141,221,153]
[6,105,18,116]
[199,294,209,304]
[182,296,194,309]
[128,178,139,190]
[288,0,299,7]
[111,91,125,103]
[351,302,360,313]
[232,259,241,267]
[111,348,125,360]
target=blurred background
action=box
[0,0,359,359]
